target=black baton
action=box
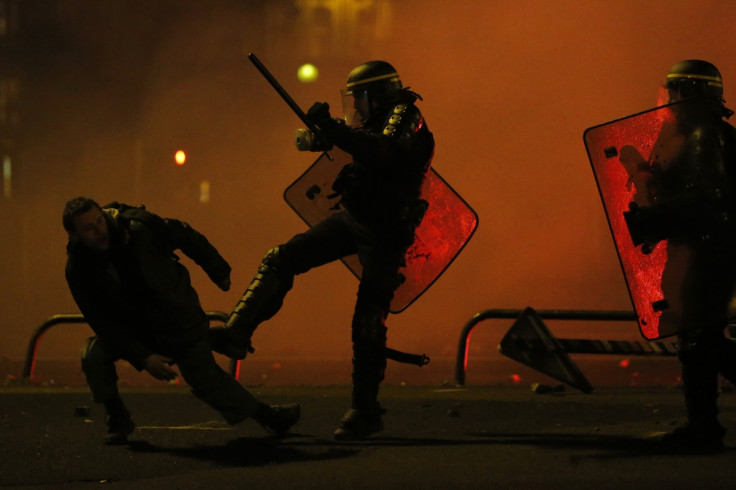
[248,53,333,158]
[248,53,317,131]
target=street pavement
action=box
[2,383,736,489]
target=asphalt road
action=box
[2,384,736,489]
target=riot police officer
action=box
[657,60,736,453]
[213,60,434,440]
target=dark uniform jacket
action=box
[321,91,435,227]
[65,203,231,370]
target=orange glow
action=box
[6,1,736,388]
[174,150,186,165]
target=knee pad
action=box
[678,338,702,365]
[259,246,288,272]
[255,247,295,292]
[226,247,295,331]
[678,332,718,365]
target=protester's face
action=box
[71,207,109,250]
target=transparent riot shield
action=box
[284,148,478,313]
[585,98,736,339]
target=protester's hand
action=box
[143,354,178,381]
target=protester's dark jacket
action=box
[65,203,231,369]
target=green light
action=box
[297,63,319,83]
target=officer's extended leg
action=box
[210,247,295,359]
[80,336,135,445]
[211,214,356,360]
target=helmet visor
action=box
[665,78,705,100]
[665,72,723,101]
[341,87,370,127]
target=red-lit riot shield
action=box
[284,148,478,313]
[585,98,736,340]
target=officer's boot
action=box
[334,337,387,441]
[209,248,294,359]
[661,337,725,453]
[333,380,385,441]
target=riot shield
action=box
[284,148,478,313]
[585,98,736,340]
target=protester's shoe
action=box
[660,423,726,454]
[208,326,254,360]
[333,408,384,441]
[104,413,135,445]
[256,403,301,435]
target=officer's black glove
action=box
[306,102,332,129]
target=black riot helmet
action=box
[666,59,723,99]
[346,60,402,97]
[342,60,402,126]
[665,59,733,118]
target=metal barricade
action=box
[454,308,642,386]
[22,311,239,382]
